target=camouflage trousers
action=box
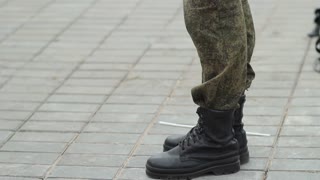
[184,0,256,110]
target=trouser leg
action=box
[184,0,247,110]
[242,0,256,89]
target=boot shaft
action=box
[197,107,235,144]
[234,95,246,128]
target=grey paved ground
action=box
[0,0,320,179]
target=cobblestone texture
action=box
[0,0,320,179]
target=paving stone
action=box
[0,0,317,179]
[267,171,320,180]
[251,81,294,89]
[0,177,40,180]
[64,78,120,87]
[0,102,40,111]
[0,120,23,131]
[0,85,55,93]
[71,70,126,79]
[161,105,198,114]
[99,104,159,114]
[126,156,149,168]
[0,93,48,102]
[288,107,320,116]
[138,56,193,64]
[118,168,153,180]
[76,133,140,144]
[246,97,288,107]
[39,103,99,113]
[278,137,320,147]
[247,136,275,147]
[11,132,75,142]
[133,64,188,72]
[107,95,166,105]
[84,123,147,134]
[14,70,70,78]
[284,116,320,125]
[271,159,320,171]
[127,71,182,80]
[281,126,320,136]
[141,134,168,145]
[0,131,13,142]
[134,144,163,156]
[244,107,284,116]
[157,114,199,125]
[166,96,195,105]
[248,146,272,158]
[194,171,265,180]
[59,154,127,167]
[114,79,175,96]
[1,142,67,153]
[48,94,105,103]
[92,113,154,123]
[246,89,291,97]
[241,158,268,171]
[245,126,278,136]
[291,97,320,106]
[56,86,113,95]
[66,143,134,155]
[0,152,59,164]
[23,62,77,70]
[297,80,320,88]
[149,124,190,135]
[243,116,281,126]
[79,63,132,71]
[294,89,320,97]
[30,112,92,122]
[49,166,118,179]
[275,147,320,159]
[20,121,85,132]
[0,164,49,177]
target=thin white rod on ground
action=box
[159,121,271,137]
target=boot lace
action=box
[179,112,205,151]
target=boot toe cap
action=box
[164,135,186,150]
[147,147,181,169]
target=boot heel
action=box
[211,161,240,175]
[240,151,250,164]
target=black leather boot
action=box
[146,107,240,179]
[233,95,249,164]
[163,95,249,164]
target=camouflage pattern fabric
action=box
[184,0,255,110]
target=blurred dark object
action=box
[308,9,320,37]
[310,9,320,73]
[316,37,320,72]
[316,37,320,53]
[314,58,320,72]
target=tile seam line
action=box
[112,55,197,179]
[42,0,155,178]
[263,38,313,179]
[0,0,105,150]
[112,3,189,179]
[0,0,88,90]
[0,0,58,89]
[0,0,57,43]
[113,61,195,180]
[42,46,152,179]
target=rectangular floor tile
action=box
[1,142,67,153]
[59,154,127,167]
[49,166,118,179]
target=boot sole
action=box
[163,144,250,165]
[239,147,250,165]
[146,158,240,179]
